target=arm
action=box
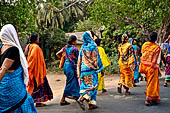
[118,51,120,60]
[97,52,104,73]
[161,51,166,65]
[56,48,64,59]
[164,39,169,45]
[0,58,14,82]
[24,44,30,56]
[101,70,104,77]
[77,49,82,77]
[134,50,139,66]
[77,57,82,77]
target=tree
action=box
[0,0,38,37]
[88,0,170,41]
[74,18,102,32]
[35,0,92,32]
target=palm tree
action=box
[35,0,94,30]
[35,2,64,30]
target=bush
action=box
[104,53,120,74]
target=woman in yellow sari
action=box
[95,39,111,93]
[139,32,165,106]
[118,34,135,95]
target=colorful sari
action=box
[139,42,161,102]
[62,45,80,99]
[27,43,53,103]
[77,32,103,105]
[132,45,140,83]
[118,42,135,88]
[165,43,170,82]
[165,54,170,82]
[0,67,37,113]
[97,46,111,91]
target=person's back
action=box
[56,35,80,106]
[140,42,161,69]
[139,32,165,106]
[64,45,79,65]
[77,31,103,110]
[26,33,53,107]
[118,42,134,66]
[95,39,110,93]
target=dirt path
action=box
[44,72,121,104]
[43,71,165,104]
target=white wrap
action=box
[0,24,29,85]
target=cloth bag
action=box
[59,52,65,69]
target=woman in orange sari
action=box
[25,33,53,107]
[118,34,135,95]
[139,32,165,106]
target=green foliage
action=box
[42,28,66,61]
[88,0,170,36]
[74,18,102,32]
[87,0,170,73]
[104,53,120,74]
[0,0,39,37]
[102,24,144,58]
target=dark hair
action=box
[30,33,38,44]
[90,30,95,38]
[68,35,77,45]
[90,30,99,39]
[150,32,157,42]
[95,39,101,46]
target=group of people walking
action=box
[56,31,110,110]
[118,32,168,106]
[0,24,53,113]
[0,23,169,112]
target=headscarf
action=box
[82,31,97,49]
[129,38,133,45]
[0,24,29,85]
[119,34,134,66]
[121,34,128,44]
[80,31,98,70]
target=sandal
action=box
[125,92,131,95]
[164,83,168,87]
[144,91,147,95]
[102,89,107,93]
[76,100,85,110]
[145,101,152,106]
[88,104,98,110]
[67,96,78,100]
[117,87,122,93]
[133,84,137,87]
[60,101,70,106]
[36,103,47,107]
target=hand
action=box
[130,65,135,71]
[101,70,104,77]
[159,71,162,77]
[164,65,167,70]
[137,62,139,67]
[158,69,162,77]
[77,70,81,78]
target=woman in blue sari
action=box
[132,39,140,85]
[129,38,140,85]
[56,35,80,105]
[77,31,103,110]
[0,24,37,113]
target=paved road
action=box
[37,76,170,113]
